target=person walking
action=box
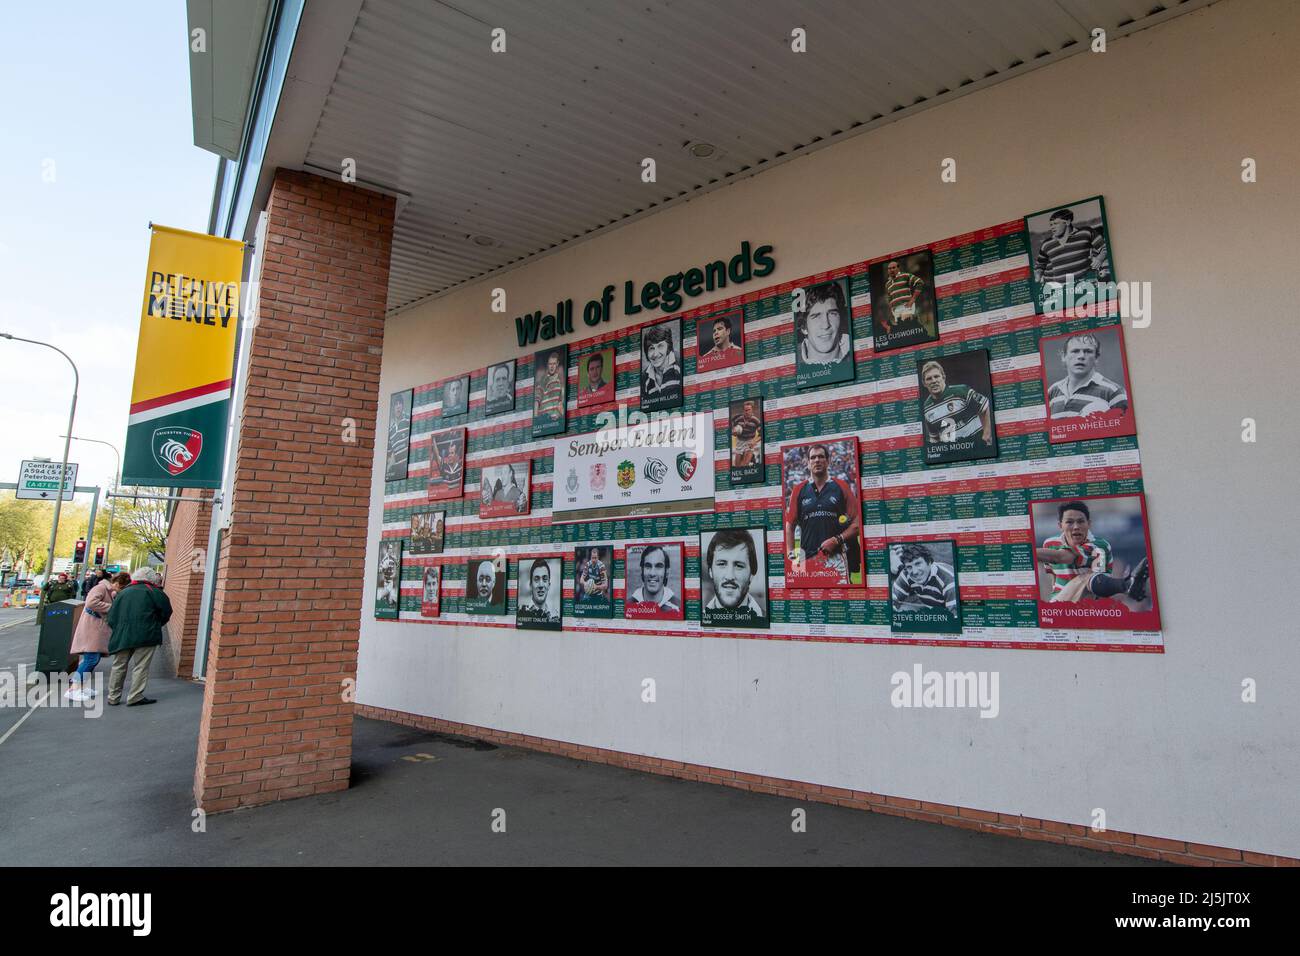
[65,571,129,702]
[105,568,172,707]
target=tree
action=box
[0,495,44,574]
[110,488,170,564]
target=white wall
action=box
[357,0,1300,855]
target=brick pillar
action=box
[194,169,395,811]
[162,488,213,676]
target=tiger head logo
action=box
[152,428,203,476]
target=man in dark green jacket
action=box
[38,572,77,624]
[106,569,172,707]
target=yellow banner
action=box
[129,224,244,409]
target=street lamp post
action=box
[62,435,121,566]
[2,333,78,616]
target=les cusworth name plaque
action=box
[551,412,715,523]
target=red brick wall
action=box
[162,488,212,677]
[355,703,1300,867]
[194,169,395,812]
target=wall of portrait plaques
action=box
[378,196,1161,653]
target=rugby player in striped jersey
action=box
[1034,500,1149,605]
[1047,333,1129,419]
[883,260,924,332]
[891,544,958,615]
[1036,207,1112,288]
[920,360,994,448]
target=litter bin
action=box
[36,599,83,674]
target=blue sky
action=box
[0,1,216,493]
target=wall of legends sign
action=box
[378,195,1162,653]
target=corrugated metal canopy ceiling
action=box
[296,0,1214,313]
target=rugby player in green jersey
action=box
[920,360,994,448]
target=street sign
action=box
[16,460,79,501]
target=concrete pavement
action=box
[0,614,1163,866]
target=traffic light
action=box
[73,539,87,563]
[94,546,105,566]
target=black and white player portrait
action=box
[464,554,507,615]
[441,375,469,418]
[917,349,998,465]
[1025,196,1116,313]
[887,540,961,633]
[1039,327,1136,443]
[384,389,413,481]
[374,539,402,619]
[640,319,683,412]
[793,279,855,388]
[700,528,769,629]
[484,359,517,416]
[516,556,563,630]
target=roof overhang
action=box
[186,0,274,159]
[195,0,1220,312]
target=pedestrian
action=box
[65,571,129,702]
[79,569,102,598]
[105,568,172,707]
[43,571,76,602]
[39,571,77,624]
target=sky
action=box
[0,2,216,496]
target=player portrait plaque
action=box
[623,542,685,621]
[888,540,962,634]
[484,359,517,416]
[409,509,445,555]
[577,347,616,409]
[479,460,531,518]
[440,375,469,418]
[374,538,402,620]
[516,556,563,631]
[781,438,863,590]
[695,308,745,374]
[420,566,441,619]
[869,249,939,353]
[700,528,769,629]
[1025,195,1116,315]
[427,427,466,501]
[917,348,999,465]
[532,344,568,438]
[384,389,413,481]
[728,397,765,486]
[640,318,684,412]
[1039,326,1136,443]
[573,544,614,619]
[794,278,855,388]
[1029,494,1159,632]
[464,553,508,616]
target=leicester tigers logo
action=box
[152,427,203,476]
